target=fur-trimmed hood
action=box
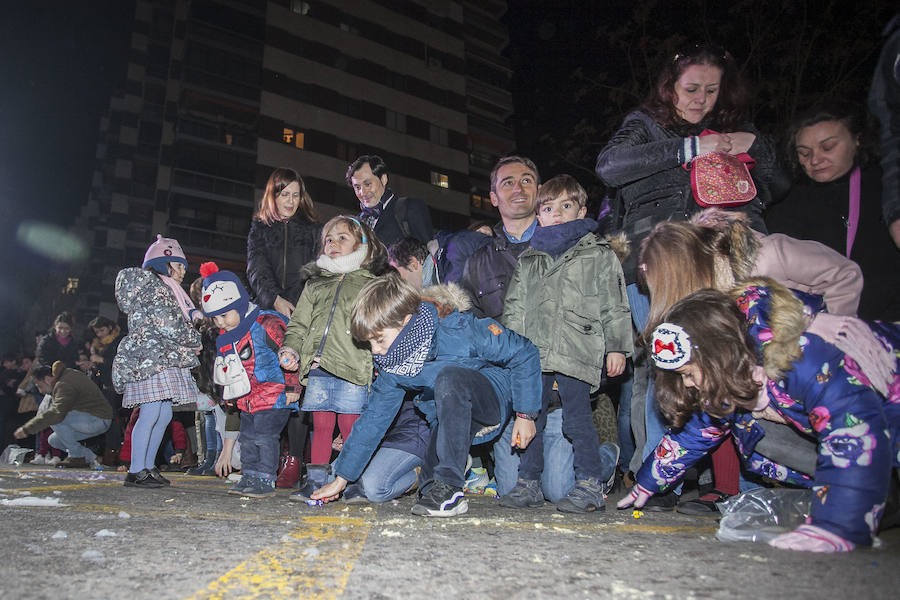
[421,282,472,317]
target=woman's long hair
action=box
[256,167,319,225]
[643,43,749,132]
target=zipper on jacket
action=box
[281,221,287,290]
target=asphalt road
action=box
[1,464,897,599]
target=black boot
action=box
[186,450,217,476]
[290,464,332,502]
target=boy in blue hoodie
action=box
[310,275,542,517]
[500,175,633,512]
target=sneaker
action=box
[58,456,88,469]
[642,489,679,512]
[47,455,62,466]
[124,469,164,488]
[29,454,47,465]
[243,477,276,499]
[483,479,498,497]
[411,480,468,517]
[464,467,490,494]
[677,490,731,516]
[499,478,544,508]
[228,475,256,495]
[556,478,606,513]
[89,459,104,471]
[342,482,369,504]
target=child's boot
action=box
[244,477,276,498]
[227,474,256,495]
[289,464,332,502]
[276,455,301,488]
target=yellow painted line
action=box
[187,515,372,600]
[3,482,122,493]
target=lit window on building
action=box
[471,194,483,209]
[290,1,310,15]
[282,128,304,149]
[225,133,233,145]
[64,278,79,295]
[430,172,449,188]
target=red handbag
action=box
[688,130,757,208]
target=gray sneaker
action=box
[498,478,544,508]
[227,474,256,495]
[243,477,276,499]
[556,478,606,513]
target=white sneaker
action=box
[89,459,103,470]
[29,454,47,465]
[47,456,62,466]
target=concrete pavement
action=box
[1,464,897,599]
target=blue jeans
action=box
[202,410,222,452]
[239,408,292,482]
[419,366,501,490]
[494,409,574,503]
[49,410,111,461]
[358,446,422,502]
[628,283,682,494]
[615,361,636,472]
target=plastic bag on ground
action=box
[716,487,811,543]
[1,444,35,465]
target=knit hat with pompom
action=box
[199,262,250,318]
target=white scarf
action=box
[315,244,368,274]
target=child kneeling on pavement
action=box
[311,274,542,517]
[199,262,301,498]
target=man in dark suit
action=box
[347,155,433,247]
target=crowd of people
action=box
[3,37,899,556]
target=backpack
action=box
[392,196,412,239]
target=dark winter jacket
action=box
[246,217,321,310]
[596,110,788,283]
[361,188,433,247]
[432,229,493,284]
[868,14,900,226]
[333,288,542,482]
[502,228,633,392]
[35,334,79,369]
[458,221,532,319]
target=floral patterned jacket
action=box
[112,268,201,392]
[636,283,900,546]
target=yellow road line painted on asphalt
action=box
[187,515,372,600]
[3,482,122,494]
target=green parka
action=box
[282,264,376,387]
[501,233,633,392]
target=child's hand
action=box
[215,452,233,477]
[170,452,183,465]
[332,435,343,452]
[606,352,626,378]
[616,483,653,509]
[279,349,299,371]
[285,392,301,405]
[510,417,536,449]
[311,476,348,503]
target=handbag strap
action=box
[312,275,346,364]
[846,166,861,258]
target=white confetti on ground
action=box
[51,531,68,540]
[303,547,320,557]
[117,511,131,519]
[380,529,403,537]
[1,496,67,507]
[81,550,104,563]
[94,529,117,537]
[19,491,32,496]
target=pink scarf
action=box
[158,274,197,322]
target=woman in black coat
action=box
[35,312,79,369]
[246,167,321,488]
[246,168,321,318]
